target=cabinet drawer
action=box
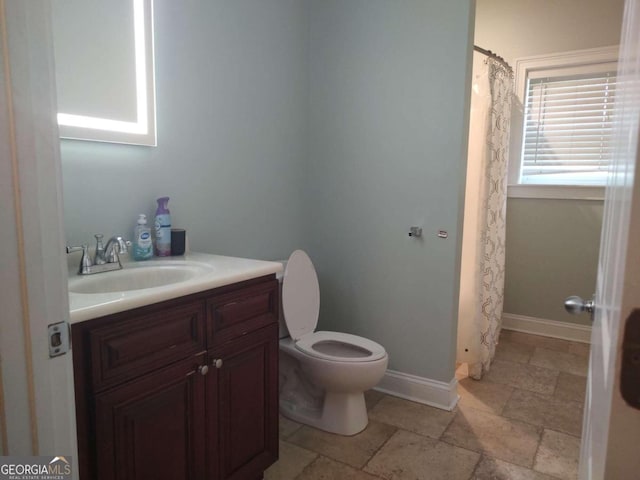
[207,278,278,345]
[90,300,206,391]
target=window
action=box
[509,46,618,198]
[522,71,616,185]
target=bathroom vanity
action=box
[68,254,282,480]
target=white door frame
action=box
[0,0,77,467]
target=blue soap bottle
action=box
[132,214,153,260]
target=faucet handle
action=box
[94,234,106,265]
[66,245,84,255]
[66,244,93,274]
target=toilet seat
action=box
[295,331,387,363]
[282,250,387,364]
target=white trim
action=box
[502,313,592,344]
[515,46,619,104]
[374,369,459,411]
[507,184,605,200]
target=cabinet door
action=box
[94,356,207,480]
[209,324,279,480]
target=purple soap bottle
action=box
[154,197,171,256]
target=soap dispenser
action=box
[154,197,171,257]
[132,214,153,260]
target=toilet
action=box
[278,250,388,436]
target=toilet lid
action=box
[282,250,320,340]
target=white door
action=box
[577,0,640,477]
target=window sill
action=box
[507,184,605,201]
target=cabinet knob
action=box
[213,358,223,369]
[198,365,209,376]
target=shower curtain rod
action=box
[473,45,513,74]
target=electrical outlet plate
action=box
[48,321,70,357]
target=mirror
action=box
[51,0,156,146]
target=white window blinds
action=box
[521,71,617,185]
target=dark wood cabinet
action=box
[72,276,279,480]
[210,325,278,480]
[95,356,207,480]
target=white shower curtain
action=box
[457,52,513,380]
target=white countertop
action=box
[68,252,283,324]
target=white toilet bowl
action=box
[278,250,388,436]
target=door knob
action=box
[212,358,223,369]
[198,365,209,376]
[564,295,595,315]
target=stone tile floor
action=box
[265,331,589,480]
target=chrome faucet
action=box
[67,234,130,275]
[104,235,129,263]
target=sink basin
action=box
[68,252,283,323]
[68,261,215,294]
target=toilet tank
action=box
[275,260,289,339]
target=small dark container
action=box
[170,228,186,256]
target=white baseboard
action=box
[374,369,459,411]
[502,313,592,344]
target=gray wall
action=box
[61,0,475,383]
[307,0,474,382]
[61,0,309,261]
[475,0,624,324]
[504,199,604,323]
